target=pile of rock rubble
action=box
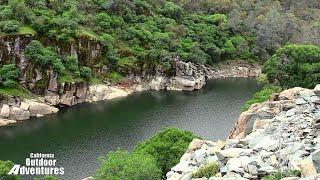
[167,85,320,180]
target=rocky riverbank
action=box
[0,86,132,126]
[167,85,320,180]
[0,60,260,127]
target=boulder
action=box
[253,137,278,151]
[312,150,320,172]
[0,104,10,118]
[9,106,30,120]
[187,139,204,152]
[26,100,59,116]
[253,119,273,130]
[279,87,305,100]
[60,91,75,106]
[280,177,299,180]
[194,148,207,163]
[226,157,244,173]
[175,77,196,87]
[6,96,17,106]
[171,162,194,174]
[298,159,317,177]
[216,148,253,160]
[0,118,16,126]
[167,172,182,180]
[44,91,60,106]
[20,102,29,111]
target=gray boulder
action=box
[9,106,30,120]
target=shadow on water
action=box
[0,78,261,179]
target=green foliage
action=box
[0,64,19,87]
[79,66,92,79]
[95,13,111,31]
[1,0,319,81]
[0,160,19,180]
[18,26,36,36]
[95,150,161,180]
[43,176,57,180]
[256,74,269,86]
[1,20,20,33]
[33,176,57,180]
[0,86,32,98]
[134,128,197,174]
[242,85,282,112]
[192,163,218,178]
[24,40,64,73]
[57,74,83,83]
[263,170,301,180]
[263,44,320,88]
[108,72,123,83]
[63,55,79,72]
[52,59,65,74]
[162,2,183,20]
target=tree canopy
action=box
[1,0,318,78]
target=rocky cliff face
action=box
[0,35,261,126]
[0,35,103,94]
[0,58,261,126]
[148,60,261,91]
[167,85,320,180]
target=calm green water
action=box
[0,78,260,179]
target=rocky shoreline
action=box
[167,85,320,180]
[0,60,260,127]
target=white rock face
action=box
[0,104,10,118]
[0,118,16,126]
[85,84,109,102]
[26,100,59,116]
[44,92,60,106]
[20,102,29,111]
[167,84,320,180]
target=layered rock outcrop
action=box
[148,60,260,91]
[167,85,320,180]
[149,60,210,91]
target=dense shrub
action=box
[1,20,20,33]
[192,163,218,178]
[63,55,78,72]
[263,170,301,180]
[263,44,320,88]
[0,160,19,180]
[79,66,92,79]
[24,40,64,72]
[108,72,123,83]
[242,85,282,112]
[95,150,161,180]
[0,0,319,71]
[52,59,65,74]
[134,128,197,174]
[0,64,19,87]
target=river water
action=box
[0,78,260,179]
